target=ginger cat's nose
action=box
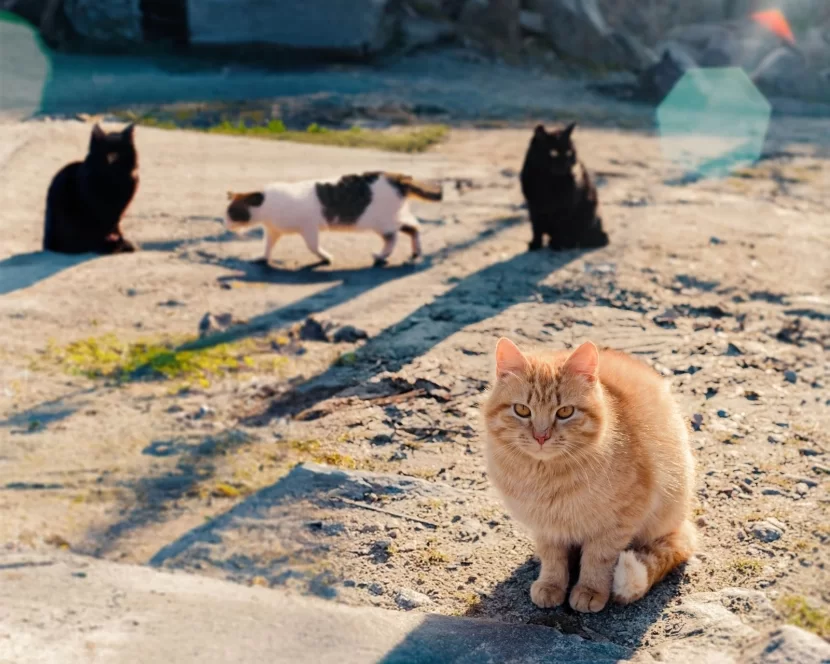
[533,429,551,446]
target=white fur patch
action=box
[612,551,648,604]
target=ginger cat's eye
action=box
[556,405,575,419]
[513,403,531,418]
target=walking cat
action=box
[225,171,442,266]
[483,337,696,613]
[43,123,139,254]
[520,122,609,251]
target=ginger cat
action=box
[483,338,696,613]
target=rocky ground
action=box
[1,110,829,660]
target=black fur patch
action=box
[227,191,264,223]
[399,223,418,236]
[315,173,380,224]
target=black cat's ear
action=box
[563,122,577,138]
[122,123,135,140]
[91,123,106,141]
[533,124,547,138]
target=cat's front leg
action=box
[254,228,281,265]
[530,537,569,608]
[300,227,333,265]
[570,534,630,613]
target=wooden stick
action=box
[338,497,440,529]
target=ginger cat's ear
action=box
[495,337,528,379]
[563,341,599,383]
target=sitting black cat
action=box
[520,122,608,251]
[43,123,139,254]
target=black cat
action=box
[43,123,139,254]
[520,122,608,251]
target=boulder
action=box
[63,0,142,43]
[528,0,651,71]
[187,0,399,56]
[458,0,521,54]
[752,47,830,103]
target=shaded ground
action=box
[1,116,828,654]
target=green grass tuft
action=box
[778,595,830,639]
[42,333,287,387]
[119,109,448,153]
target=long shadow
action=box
[242,245,590,426]
[0,251,95,296]
[0,227,234,296]
[175,214,525,351]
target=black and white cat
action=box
[43,123,139,254]
[225,171,442,266]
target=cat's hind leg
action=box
[253,227,281,265]
[373,231,398,267]
[399,216,422,261]
[300,227,333,265]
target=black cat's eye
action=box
[107,153,119,164]
[550,150,559,157]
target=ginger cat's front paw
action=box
[569,583,610,613]
[530,580,567,608]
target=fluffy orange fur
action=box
[483,337,696,613]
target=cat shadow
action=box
[0,251,96,297]
[463,553,688,652]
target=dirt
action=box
[1,115,828,651]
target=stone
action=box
[198,312,240,337]
[332,325,369,343]
[795,482,809,496]
[519,10,545,37]
[783,370,797,384]
[740,625,830,664]
[188,0,399,56]
[400,15,456,53]
[750,520,784,543]
[458,0,521,54]
[529,0,647,71]
[63,0,142,43]
[0,551,638,663]
[751,47,830,103]
[298,317,331,342]
[395,587,433,609]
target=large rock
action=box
[528,0,652,71]
[751,47,830,104]
[63,0,142,43]
[458,0,521,54]
[187,0,399,56]
[0,551,636,664]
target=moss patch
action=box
[778,595,830,639]
[41,333,287,387]
[118,109,448,153]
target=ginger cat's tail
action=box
[383,172,443,202]
[612,520,697,605]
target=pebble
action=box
[343,579,356,587]
[795,483,809,496]
[194,405,214,419]
[389,450,408,462]
[798,448,821,457]
[784,370,797,384]
[395,588,433,610]
[368,582,385,596]
[768,434,783,444]
[761,488,784,496]
[750,519,785,543]
[696,516,708,528]
[785,475,817,488]
[717,410,729,418]
[691,413,704,431]
[813,464,830,475]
